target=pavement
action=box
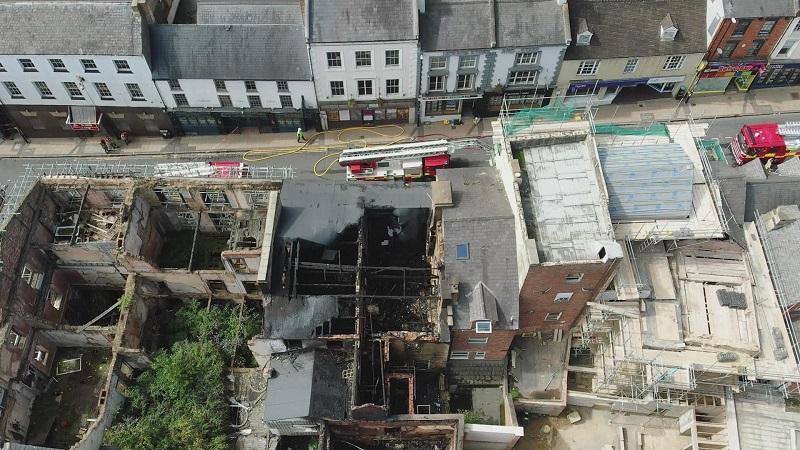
[2,85,800,160]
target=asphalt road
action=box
[704,112,800,143]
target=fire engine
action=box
[338,140,452,181]
[729,122,800,165]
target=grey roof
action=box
[149,24,311,80]
[565,0,707,60]
[744,177,800,222]
[438,168,519,330]
[263,295,338,339]
[468,282,499,324]
[775,157,800,177]
[495,0,568,48]
[0,1,144,55]
[421,0,567,51]
[723,0,797,18]
[307,0,417,43]
[264,349,350,422]
[598,144,695,221]
[420,0,493,51]
[196,0,303,25]
[765,217,800,307]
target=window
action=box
[47,289,63,309]
[0,62,4,72]
[760,20,776,37]
[125,83,145,101]
[279,95,293,108]
[428,75,444,91]
[357,79,373,96]
[214,79,226,92]
[218,95,232,107]
[33,81,54,99]
[566,273,584,283]
[49,58,67,72]
[355,51,372,67]
[545,312,562,322]
[721,41,738,58]
[63,82,83,99]
[450,351,470,360]
[459,55,478,69]
[455,243,469,260]
[509,70,538,85]
[327,51,342,68]
[577,33,592,45]
[245,80,257,92]
[173,93,188,106]
[330,80,345,96]
[474,352,486,360]
[429,56,447,70]
[662,55,686,70]
[467,337,489,344]
[276,81,289,92]
[8,329,22,348]
[515,52,538,65]
[33,347,48,364]
[623,58,639,73]
[247,95,262,108]
[386,79,400,95]
[80,59,98,73]
[19,58,36,72]
[577,60,599,75]
[167,79,181,91]
[113,59,132,73]
[795,21,800,32]
[385,49,400,66]
[747,39,765,57]
[94,82,113,100]
[3,82,22,99]
[21,265,43,289]
[475,320,492,333]
[779,40,798,56]
[456,73,474,90]
[732,19,751,37]
[554,292,573,303]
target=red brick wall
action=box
[518,261,617,333]
[450,329,515,361]
[707,17,792,61]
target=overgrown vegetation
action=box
[118,292,133,311]
[106,300,262,450]
[460,409,497,425]
[105,341,227,450]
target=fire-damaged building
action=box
[0,172,282,448]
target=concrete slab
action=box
[472,387,504,425]
[512,337,568,400]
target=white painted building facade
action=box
[155,79,316,110]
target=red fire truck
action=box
[338,140,452,181]
[729,122,800,165]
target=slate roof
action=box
[495,0,569,48]
[565,0,707,60]
[263,295,339,339]
[723,0,797,18]
[438,168,519,330]
[307,0,417,43]
[421,0,568,51]
[468,282,500,324]
[764,217,800,307]
[196,0,303,25]
[264,349,350,422]
[0,1,144,55]
[149,24,311,80]
[744,177,800,222]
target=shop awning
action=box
[66,106,101,131]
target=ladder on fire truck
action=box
[338,140,451,164]
[778,122,800,137]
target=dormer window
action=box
[475,320,492,333]
[661,14,678,41]
[576,18,592,46]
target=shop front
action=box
[752,62,800,88]
[419,93,484,123]
[692,61,767,94]
[171,108,308,136]
[320,100,415,129]
[4,105,172,138]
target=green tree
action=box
[105,341,227,450]
[172,300,261,363]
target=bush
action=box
[172,300,261,364]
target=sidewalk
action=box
[2,86,800,159]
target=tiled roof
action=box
[307,0,417,43]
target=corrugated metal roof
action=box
[598,144,695,221]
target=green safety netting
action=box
[699,139,725,161]
[503,101,577,135]
[593,123,670,137]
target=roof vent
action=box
[660,14,678,41]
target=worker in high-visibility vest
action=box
[297,127,306,143]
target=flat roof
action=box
[521,138,615,262]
